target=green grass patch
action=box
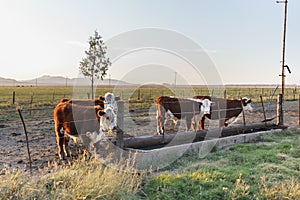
[142,130,300,199]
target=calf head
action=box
[99,107,117,131]
[241,97,253,112]
[105,92,116,106]
[189,98,211,115]
[201,98,212,115]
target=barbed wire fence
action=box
[0,87,299,131]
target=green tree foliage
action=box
[79,30,111,98]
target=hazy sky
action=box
[0,0,299,85]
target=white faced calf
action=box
[54,100,117,160]
[104,92,117,110]
[156,96,211,135]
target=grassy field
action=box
[1,130,300,199]
[0,85,299,122]
[1,85,299,104]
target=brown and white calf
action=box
[193,96,253,129]
[156,96,211,134]
[53,100,117,160]
[103,92,119,125]
[164,97,213,130]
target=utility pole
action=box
[277,0,290,95]
[276,0,291,126]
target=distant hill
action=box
[0,75,131,86]
[0,75,297,87]
[0,77,17,85]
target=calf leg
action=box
[54,122,65,160]
[63,135,70,157]
[173,119,178,129]
[185,116,192,132]
[192,114,202,130]
[198,117,206,130]
[156,109,165,135]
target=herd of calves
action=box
[53,93,253,159]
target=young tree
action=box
[79,30,111,99]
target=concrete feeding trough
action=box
[89,122,287,171]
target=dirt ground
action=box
[0,101,299,174]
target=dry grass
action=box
[0,158,145,200]
[259,176,300,200]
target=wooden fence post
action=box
[277,94,284,125]
[116,101,124,148]
[137,88,140,100]
[17,109,32,175]
[29,95,34,116]
[240,98,246,129]
[12,91,15,104]
[217,101,222,128]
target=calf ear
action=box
[99,96,105,101]
[198,102,203,109]
[115,96,120,101]
[243,98,251,104]
[97,110,106,117]
[241,99,247,106]
[60,98,70,103]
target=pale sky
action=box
[0,0,299,85]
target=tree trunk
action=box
[91,59,95,99]
[91,76,94,99]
